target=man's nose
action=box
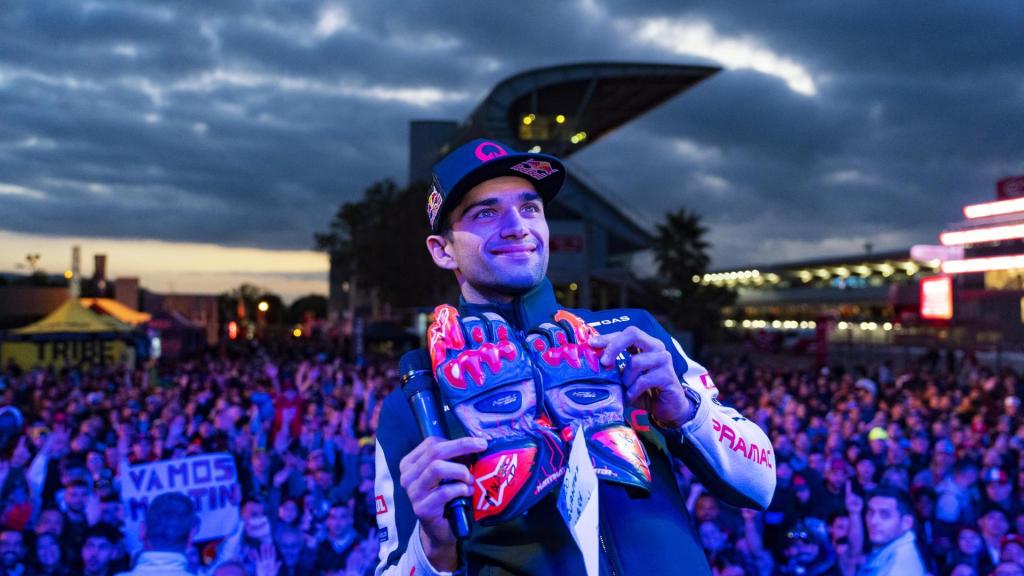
[499,208,529,237]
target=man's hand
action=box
[845,481,863,516]
[251,542,281,576]
[589,326,690,428]
[398,436,487,571]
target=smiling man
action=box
[373,139,776,576]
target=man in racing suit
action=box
[374,139,776,575]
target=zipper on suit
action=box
[600,532,618,576]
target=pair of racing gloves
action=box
[427,305,653,526]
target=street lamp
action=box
[257,301,269,313]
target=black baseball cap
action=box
[426,139,566,232]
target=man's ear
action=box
[901,513,914,532]
[426,235,458,271]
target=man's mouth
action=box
[490,244,536,256]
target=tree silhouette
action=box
[652,209,733,348]
[653,210,710,291]
[316,179,454,314]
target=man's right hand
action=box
[398,436,487,571]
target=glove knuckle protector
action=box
[526,310,652,491]
[427,305,565,525]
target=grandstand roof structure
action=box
[449,62,720,159]
[416,62,721,254]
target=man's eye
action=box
[522,203,541,214]
[474,208,497,219]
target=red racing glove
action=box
[525,310,652,491]
[427,305,566,525]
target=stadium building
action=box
[710,177,1024,356]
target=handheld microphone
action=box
[400,349,472,541]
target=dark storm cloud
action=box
[1,0,1022,268]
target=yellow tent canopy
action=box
[11,299,132,335]
[79,298,151,326]
[3,299,136,370]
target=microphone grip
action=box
[409,392,445,439]
[405,389,473,540]
[446,498,472,540]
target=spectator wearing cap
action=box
[983,467,1019,517]
[866,427,888,461]
[854,378,878,417]
[1003,534,1024,567]
[979,506,1012,566]
[777,520,840,576]
[819,458,850,523]
[115,492,195,576]
[858,486,926,576]
[913,438,956,488]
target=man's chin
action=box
[489,276,542,296]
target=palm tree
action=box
[653,209,710,291]
[652,209,733,349]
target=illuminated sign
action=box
[920,276,953,320]
[940,222,1024,246]
[963,197,1024,219]
[910,244,963,262]
[941,254,1024,274]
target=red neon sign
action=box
[940,223,1024,246]
[963,197,1024,219]
[941,254,1024,274]
[920,276,953,320]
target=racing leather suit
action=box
[374,279,776,576]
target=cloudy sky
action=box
[2,1,1022,300]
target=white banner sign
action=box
[121,453,241,543]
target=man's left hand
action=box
[588,327,691,429]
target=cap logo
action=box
[474,141,507,162]
[510,159,558,180]
[426,185,444,229]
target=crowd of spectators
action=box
[1,345,1023,576]
[684,354,1024,576]
[0,348,390,575]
